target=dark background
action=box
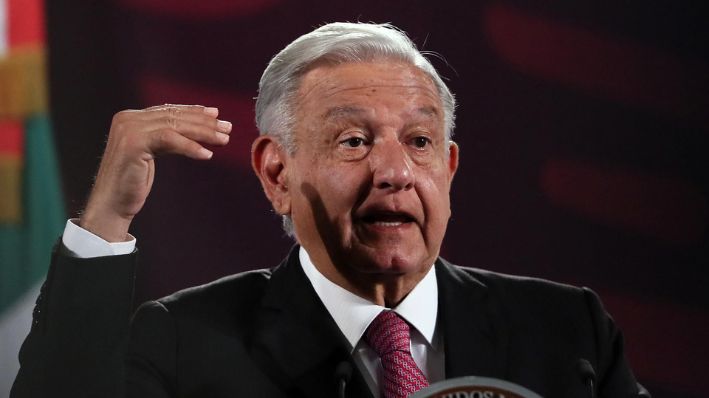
[46,1,708,396]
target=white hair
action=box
[254,22,457,236]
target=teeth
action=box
[373,221,403,226]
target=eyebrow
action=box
[415,106,440,118]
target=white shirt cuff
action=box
[62,218,136,258]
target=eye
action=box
[342,137,365,148]
[412,136,431,149]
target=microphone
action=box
[577,358,596,398]
[334,361,353,398]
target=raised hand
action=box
[79,104,232,242]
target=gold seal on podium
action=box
[409,376,544,398]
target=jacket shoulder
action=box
[161,268,273,304]
[441,259,586,299]
[140,268,275,329]
[438,259,600,329]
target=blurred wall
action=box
[47,1,709,397]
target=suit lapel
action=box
[247,250,507,395]
[248,246,373,398]
[436,258,509,379]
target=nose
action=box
[371,139,414,192]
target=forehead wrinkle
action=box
[316,83,439,102]
[323,105,368,121]
[319,93,442,118]
[296,62,442,117]
[299,68,440,101]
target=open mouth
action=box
[359,212,415,227]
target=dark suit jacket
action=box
[12,245,649,398]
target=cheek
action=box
[313,164,369,213]
[417,161,451,191]
[417,170,453,217]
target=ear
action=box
[447,140,459,181]
[252,135,291,215]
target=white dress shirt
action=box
[61,220,445,396]
[62,219,136,257]
[299,248,445,396]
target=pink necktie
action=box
[365,310,429,398]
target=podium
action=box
[409,376,544,398]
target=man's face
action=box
[286,61,458,287]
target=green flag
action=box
[0,0,65,392]
[0,115,65,309]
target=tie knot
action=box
[365,310,411,356]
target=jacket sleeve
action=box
[11,242,138,398]
[582,288,651,398]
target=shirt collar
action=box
[299,247,438,352]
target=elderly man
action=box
[12,23,648,398]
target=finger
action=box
[148,129,213,160]
[117,109,231,138]
[141,107,232,134]
[144,104,217,117]
[148,120,230,146]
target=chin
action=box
[352,247,430,276]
